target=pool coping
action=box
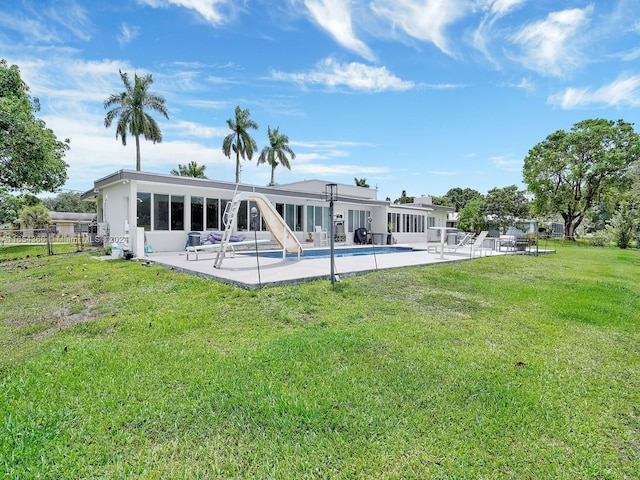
[145,243,511,289]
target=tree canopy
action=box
[104,70,169,171]
[257,126,295,186]
[482,185,529,234]
[354,178,369,188]
[42,192,96,213]
[523,118,640,239]
[442,187,483,211]
[0,59,69,194]
[222,106,258,184]
[171,161,207,178]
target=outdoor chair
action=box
[446,233,474,253]
[469,231,489,257]
[313,226,328,246]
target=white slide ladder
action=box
[213,190,304,269]
[214,192,242,269]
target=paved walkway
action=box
[147,244,510,289]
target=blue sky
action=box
[2,0,639,202]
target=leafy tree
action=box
[523,118,640,239]
[443,187,483,211]
[354,178,369,188]
[0,189,22,226]
[42,192,96,213]
[171,161,207,178]
[104,70,169,171]
[0,59,69,193]
[258,126,295,186]
[393,190,414,204]
[482,185,529,233]
[18,204,50,229]
[457,198,487,233]
[605,203,637,249]
[222,105,258,184]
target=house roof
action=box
[49,211,96,222]
[83,170,389,207]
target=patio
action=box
[146,243,513,289]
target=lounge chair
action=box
[469,231,489,257]
[446,233,474,253]
[186,239,269,260]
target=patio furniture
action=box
[186,239,269,260]
[469,231,489,257]
[313,226,328,246]
[446,233,474,253]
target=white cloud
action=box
[548,75,640,109]
[370,0,469,57]
[270,57,414,92]
[301,0,374,61]
[166,121,228,138]
[488,0,526,17]
[137,0,237,26]
[491,155,521,172]
[426,171,456,176]
[511,6,592,77]
[118,23,140,46]
[0,1,92,43]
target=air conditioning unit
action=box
[97,222,109,237]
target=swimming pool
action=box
[245,245,415,260]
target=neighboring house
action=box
[82,170,450,253]
[18,211,95,236]
[48,212,96,235]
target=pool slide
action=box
[233,191,304,255]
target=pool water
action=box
[245,246,415,260]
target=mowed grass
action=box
[0,244,638,479]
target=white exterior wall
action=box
[91,172,452,252]
[95,175,389,252]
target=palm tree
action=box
[104,70,169,171]
[354,178,369,188]
[222,105,258,184]
[170,161,207,178]
[257,126,296,186]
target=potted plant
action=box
[306,232,314,243]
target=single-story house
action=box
[82,170,452,254]
[48,211,96,235]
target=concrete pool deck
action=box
[146,244,514,289]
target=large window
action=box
[206,198,219,230]
[137,192,151,231]
[348,209,371,232]
[171,195,184,230]
[237,200,249,231]
[191,196,203,231]
[154,194,169,230]
[277,202,303,231]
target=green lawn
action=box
[1,244,639,479]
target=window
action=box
[348,209,371,232]
[206,198,218,230]
[154,194,169,230]
[137,192,151,231]
[191,196,203,231]
[237,200,249,231]
[171,195,184,230]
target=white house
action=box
[82,170,451,254]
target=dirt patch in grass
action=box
[29,306,102,341]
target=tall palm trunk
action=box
[235,140,241,183]
[135,135,141,171]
